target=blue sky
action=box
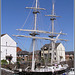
[1,0,74,51]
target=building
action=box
[17,51,29,62]
[29,50,41,62]
[65,51,74,61]
[17,47,22,52]
[17,50,41,63]
[41,43,65,64]
[1,34,17,63]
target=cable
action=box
[29,39,33,52]
[18,0,35,35]
[15,37,26,50]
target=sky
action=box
[1,0,74,52]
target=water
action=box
[13,72,69,75]
[1,69,69,75]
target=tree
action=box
[1,59,8,65]
[6,55,13,64]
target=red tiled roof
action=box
[17,47,22,52]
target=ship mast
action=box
[47,2,56,65]
[25,0,46,71]
[45,0,67,65]
[51,2,55,65]
[32,0,38,71]
[52,2,54,34]
[13,0,68,69]
[45,1,58,65]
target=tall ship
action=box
[13,0,68,75]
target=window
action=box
[44,54,47,58]
[44,47,48,50]
[50,53,51,56]
[54,57,56,60]
[50,53,51,58]
[41,53,43,56]
[54,52,56,55]
[50,48,51,50]
[23,55,24,57]
[6,42,7,46]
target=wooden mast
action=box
[13,0,68,69]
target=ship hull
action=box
[16,71,52,75]
[14,69,66,75]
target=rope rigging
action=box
[18,0,35,35]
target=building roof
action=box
[1,34,16,43]
[1,34,6,37]
[65,51,74,55]
[17,47,22,52]
[17,50,41,55]
[29,50,41,55]
[17,51,29,55]
[41,43,60,50]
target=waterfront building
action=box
[41,43,65,64]
[1,34,17,63]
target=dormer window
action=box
[44,47,47,50]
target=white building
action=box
[1,34,17,63]
[41,43,65,64]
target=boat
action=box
[68,68,74,75]
[13,0,68,75]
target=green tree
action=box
[1,59,8,65]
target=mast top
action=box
[45,1,60,18]
[25,0,46,11]
[45,1,61,38]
